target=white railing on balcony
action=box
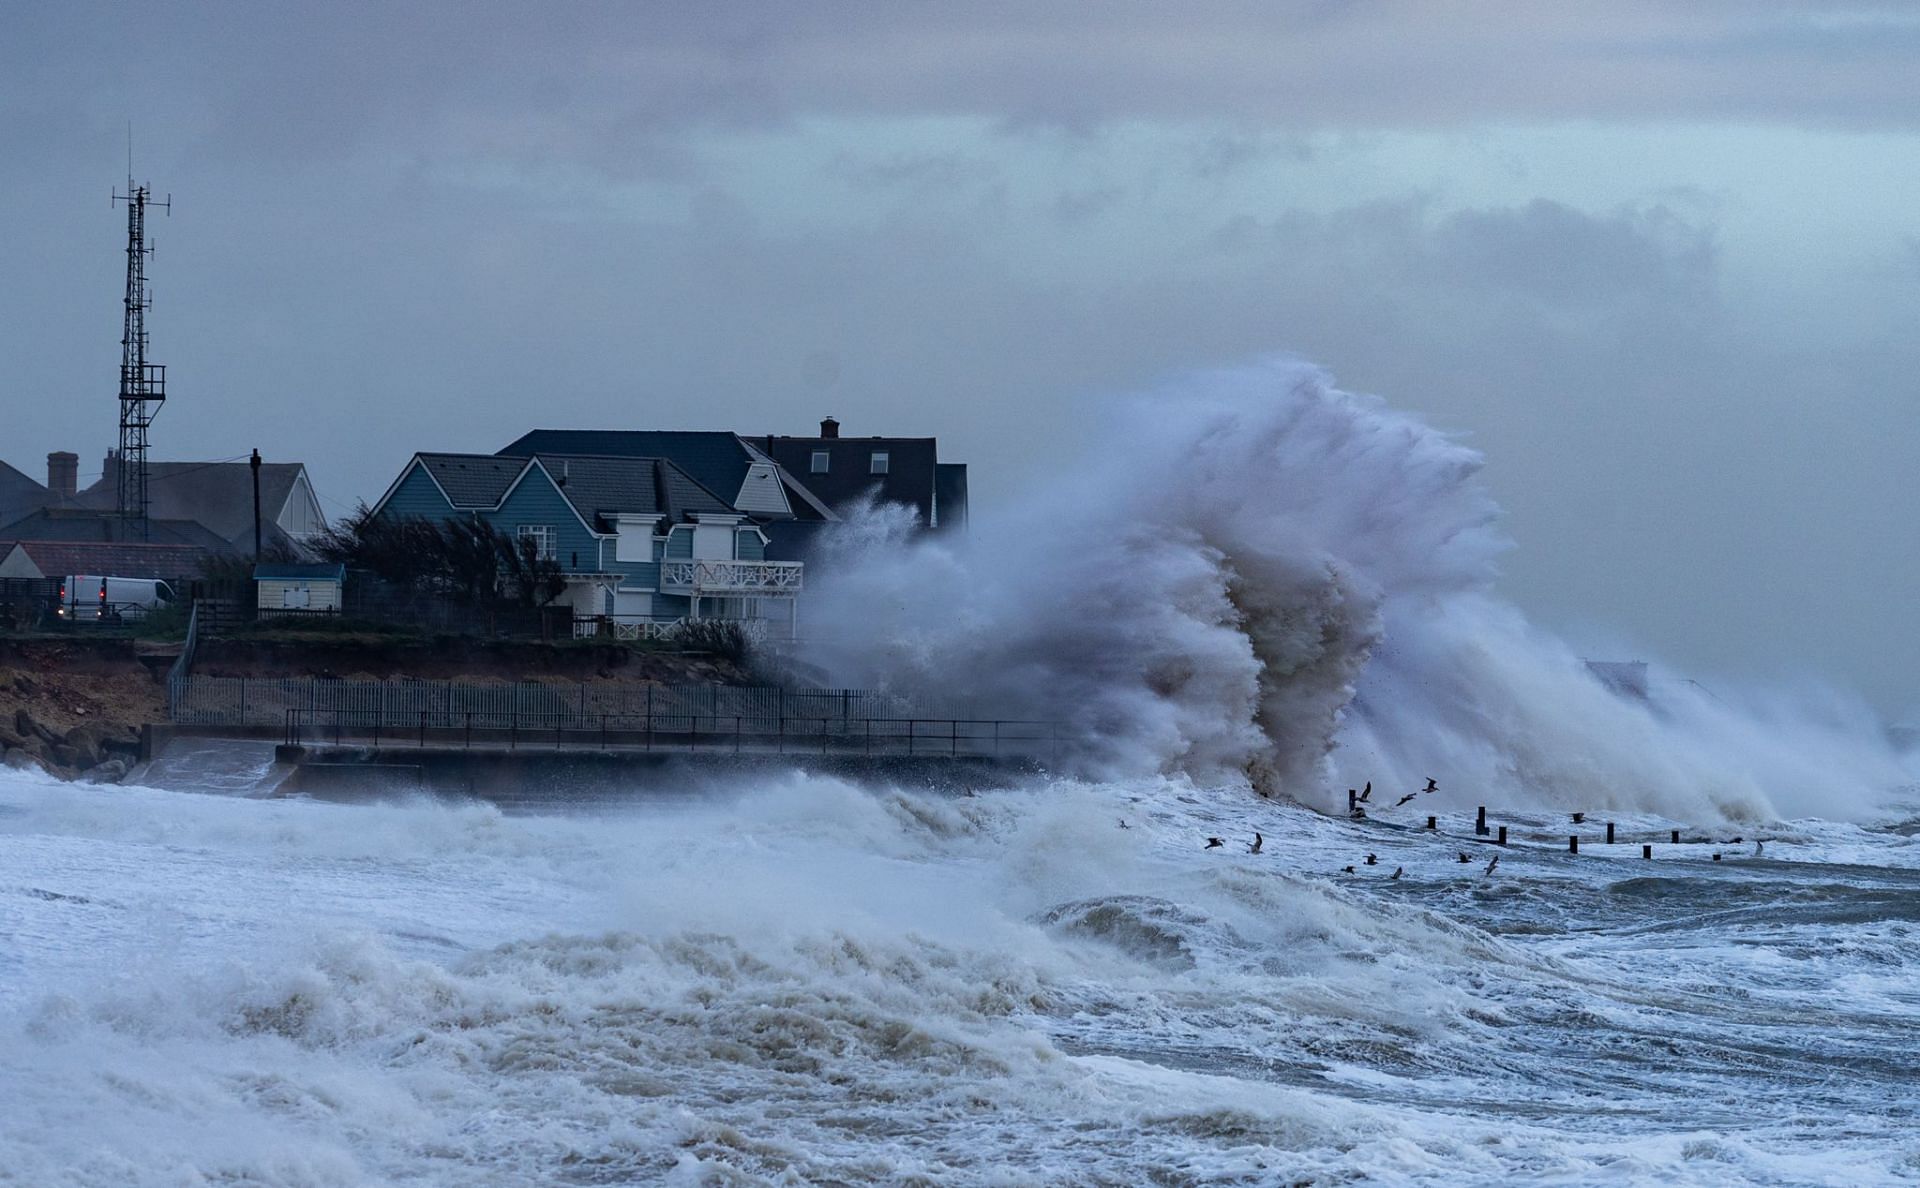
[659,560,804,595]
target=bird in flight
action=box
[1394,793,1418,807]
[1205,837,1225,849]
[1117,818,1130,830]
[1358,782,1373,803]
[1484,856,1500,876]
[1248,832,1264,854]
[1424,777,1438,793]
[1390,866,1404,880]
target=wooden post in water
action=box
[1606,821,1616,845]
[1670,829,1681,844]
[1642,844,1653,859]
[1426,815,1437,830]
[1497,825,1508,846]
[1476,807,1488,836]
[1568,835,1579,854]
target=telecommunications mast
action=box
[111,171,169,538]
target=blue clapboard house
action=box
[367,449,813,637]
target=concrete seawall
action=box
[274,743,1045,801]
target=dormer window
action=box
[810,450,830,474]
[870,451,889,475]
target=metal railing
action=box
[659,560,804,594]
[283,707,1056,761]
[171,676,977,730]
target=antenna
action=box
[111,165,170,541]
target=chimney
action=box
[47,452,78,500]
[820,416,839,439]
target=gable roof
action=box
[415,454,527,508]
[498,430,836,522]
[405,452,736,530]
[73,461,315,544]
[0,540,212,582]
[756,435,942,523]
[0,460,46,524]
[533,454,734,525]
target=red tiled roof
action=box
[0,540,213,581]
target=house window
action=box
[810,450,830,474]
[517,525,557,561]
[870,451,889,475]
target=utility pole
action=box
[112,174,170,540]
[250,448,262,559]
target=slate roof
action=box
[409,453,736,529]
[534,455,734,525]
[756,435,943,524]
[0,460,46,525]
[0,507,232,551]
[415,454,527,508]
[0,540,212,582]
[498,431,836,522]
[73,461,314,545]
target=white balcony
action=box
[660,560,804,596]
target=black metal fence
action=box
[282,706,1056,761]
[173,676,977,730]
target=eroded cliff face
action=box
[0,641,162,781]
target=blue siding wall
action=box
[492,472,599,571]
[379,463,459,522]
[736,531,765,561]
[664,529,693,559]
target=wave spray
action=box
[800,357,1904,820]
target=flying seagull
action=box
[1424,777,1438,793]
[1484,855,1500,876]
[1358,782,1373,803]
[1343,865,1356,874]
[1457,852,1471,863]
[1364,853,1378,866]
[1394,793,1418,808]
[1248,832,1264,854]
[1205,837,1225,849]
[1390,866,1404,880]
[1117,818,1130,830]
[1755,839,1765,856]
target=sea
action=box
[2,757,1917,1186]
[5,358,1916,1184]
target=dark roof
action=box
[0,507,232,551]
[532,454,733,525]
[74,461,313,545]
[757,435,941,523]
[406,453,734,529]
[0,460,46,524]
[501,431,753,501]
[498,430,835,522]
[415,454,527,507]
[255,562,346,582]
[0,540,212,582]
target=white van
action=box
[56,575,178,622]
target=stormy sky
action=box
[3,4,1916,713]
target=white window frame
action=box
[810,450,830,474]
[517,524,557,561]
[870,451,889,475]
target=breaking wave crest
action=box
[802,357,1907,821]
